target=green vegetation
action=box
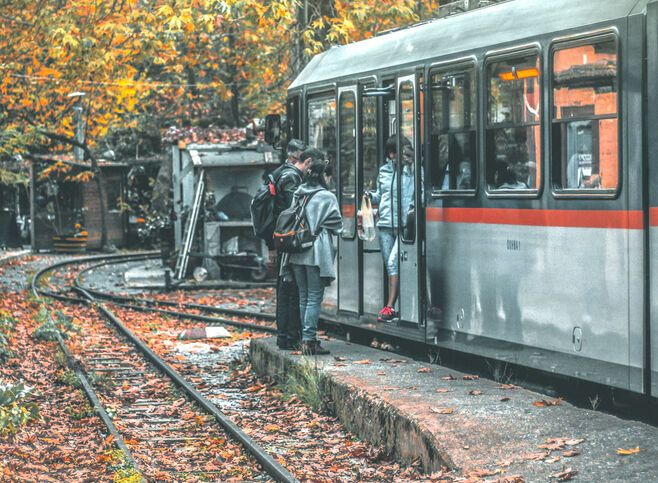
[285,359,331,413]
[102,448,141,483]
[0,311,18,363]
[0,382,40,435]
[64,395,96,421]
[32,308,80,342]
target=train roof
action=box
[290,0,650,90]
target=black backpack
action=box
[272,192,318,253]
[250,166,292,242]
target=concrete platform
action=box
[123,265,170,288]
[251,337,658,481]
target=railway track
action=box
[32,254,296,482]
[72,256,278,332]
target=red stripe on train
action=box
[650,208,658,227]
[426,207,644,230]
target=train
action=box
[271,0,658,398]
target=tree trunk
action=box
[292,0,336,77]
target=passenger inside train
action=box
[367,136,416,323]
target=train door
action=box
[360,84,385,316]
[397,75,422,324]
[337,86,359,315]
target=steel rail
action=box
[71,257,276,333]
[30,254,150,481]
[33,255,297,483]
[72,286,297,483]
[73,257,276,322]
[111,302,277,334]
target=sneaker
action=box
[302,341,330,355]
[377,306,398,323]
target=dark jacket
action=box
[274,163,304,215]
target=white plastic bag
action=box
[358,195,376,242]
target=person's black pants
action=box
[276,254,301,347]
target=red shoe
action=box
[377,306,398,323]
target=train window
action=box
[486,53,541,192]
[429,66,476,193]
[339,91,357,239]
[399,80,417,243]
[552,37,618,192]
[362,94,378,193]
[307,95,337,192]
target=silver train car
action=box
[284,0,658,398]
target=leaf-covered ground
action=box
[109,305,446,481]
[0,289,116,481]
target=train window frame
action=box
[338,87,358,240]
[398,74,419,246]
[549,31,621,199]
[358,79,379,198]
[306,89,337,193]
[427,59,479,198]
[286,93,301,142]
[484,46,544,199]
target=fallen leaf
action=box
[545,456,561,464]
[562,450,580,458]
[436,388,451,393]
[463,374,479,380]
[353,359,371,365]
[430,406,455,414]
[264,424,280,433]
[533,397,563,407]
[417,367,431,373]
[441,375,456,381]
[616,446,640,455]
[496,459,513,467]
[334,363,347,367]
[539,442,566,451]
[383,387,398,391]
[564,438,585,446]
[500,397,511,402]
[551,468,577,481]
[333,356,347,362]
[468,468,501,478]
[498,384,518,389]
[468,390,483,396]
[290,351,302,355]
[376,371,386,376]
[495,476,525,483]
[523,451,549,461]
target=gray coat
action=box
[281,183,343,281]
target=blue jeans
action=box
[378,227,399,276]
[290,264,325,342]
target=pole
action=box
[73,104,85,161]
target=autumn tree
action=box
[0,0,442,248]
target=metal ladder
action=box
[175,169,205,280]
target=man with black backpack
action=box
[259,139,309,349]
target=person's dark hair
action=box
[302,147,328,188]
[287,138,305,156]
[385,136,397,156]
[385,135,412,157]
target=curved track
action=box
[32,253,296,483]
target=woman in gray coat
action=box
[283,148,343,355]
